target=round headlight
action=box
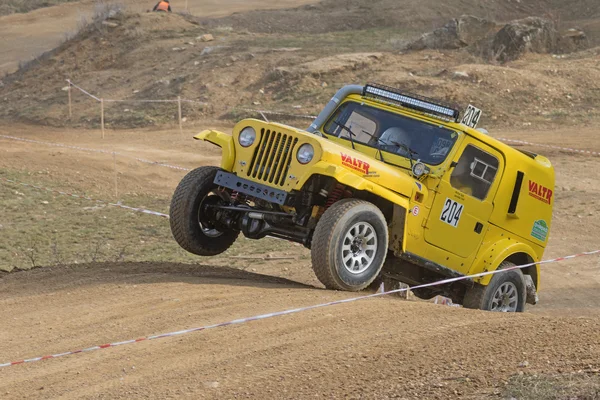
[412,161,427,178]
[297,143,315,164]
[239,127,256,147]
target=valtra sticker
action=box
[412,206,420,216]
[341,153,370,175]
[531,220,549,241]
[528,180,553,205]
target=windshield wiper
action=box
[332,120,419,171]
[387,140,419,170]
[333,120,357,150]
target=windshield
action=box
[323,101,459,166]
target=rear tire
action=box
[463,261,526,312]
[311,199,389,291]
[170,166,239,256]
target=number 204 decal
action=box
[440,198,464,228]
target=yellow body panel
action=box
[195,92,554,289]
[206,120,420,206]
[195,130,236,171]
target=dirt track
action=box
[1,261,600,399]
[2,0,600,396]
[1,121,600,399]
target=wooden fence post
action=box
[68,83,72,120]
[113,152,118,200]
[101,98,105,139]
[178,96,183,136]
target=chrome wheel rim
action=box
[341,222,378,274]
[490,282,519,312]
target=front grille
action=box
[247,128,299,186]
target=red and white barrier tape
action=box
[0,177,169,219]
[0,135,191,172]
[498,137,600,157]
[66,79,101,102]
[1,249,599,369]
[104,99,208,105]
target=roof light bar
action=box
[363,83,460,122]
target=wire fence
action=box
[65,79,317,139]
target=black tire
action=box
[170,166,239,256]
[463,261,526,312]
[311,199,389,291]
[411,287,440,301]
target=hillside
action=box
[1,5,599,130]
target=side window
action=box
[450,145,499,200]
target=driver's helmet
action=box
[451,156,474,192]
[378,127,411,155]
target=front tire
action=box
[169,166,239,256]
[311,199,389,291]
[463,261,526,312]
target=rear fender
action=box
[194,130,235,171]
[471,239,540,287]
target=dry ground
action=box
[1,0,600,398]
[1,121,600,398]
[0,0,320,74]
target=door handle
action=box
[474,222,484,234]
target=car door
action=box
[424,140,503,259]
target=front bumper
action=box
[214,171,289,205]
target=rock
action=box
[198,34,214,42]
[271,47,302,52]
[61,86,70,91]
[200,47,214,56]
[518,361,529,368]
[275,53,382,76]
[492,17,558,62]
[107,9,119,19]
[101,21,119,28]
[194,61,200,66]
[563,28,586,42]
[182,117,187,122]
[406,15,497,51]
[0,81,4,88]
[203,381,219,389]
[453,71,470,79]
[41,201,49,205]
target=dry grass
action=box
[0,168,301,272]
[504,373,600,400]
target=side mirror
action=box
[450,161,458,169]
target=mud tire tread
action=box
[170,166,239,256]
[311,199,388,291]
[462,260,526,312]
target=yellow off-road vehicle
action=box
[170,83,554,312]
